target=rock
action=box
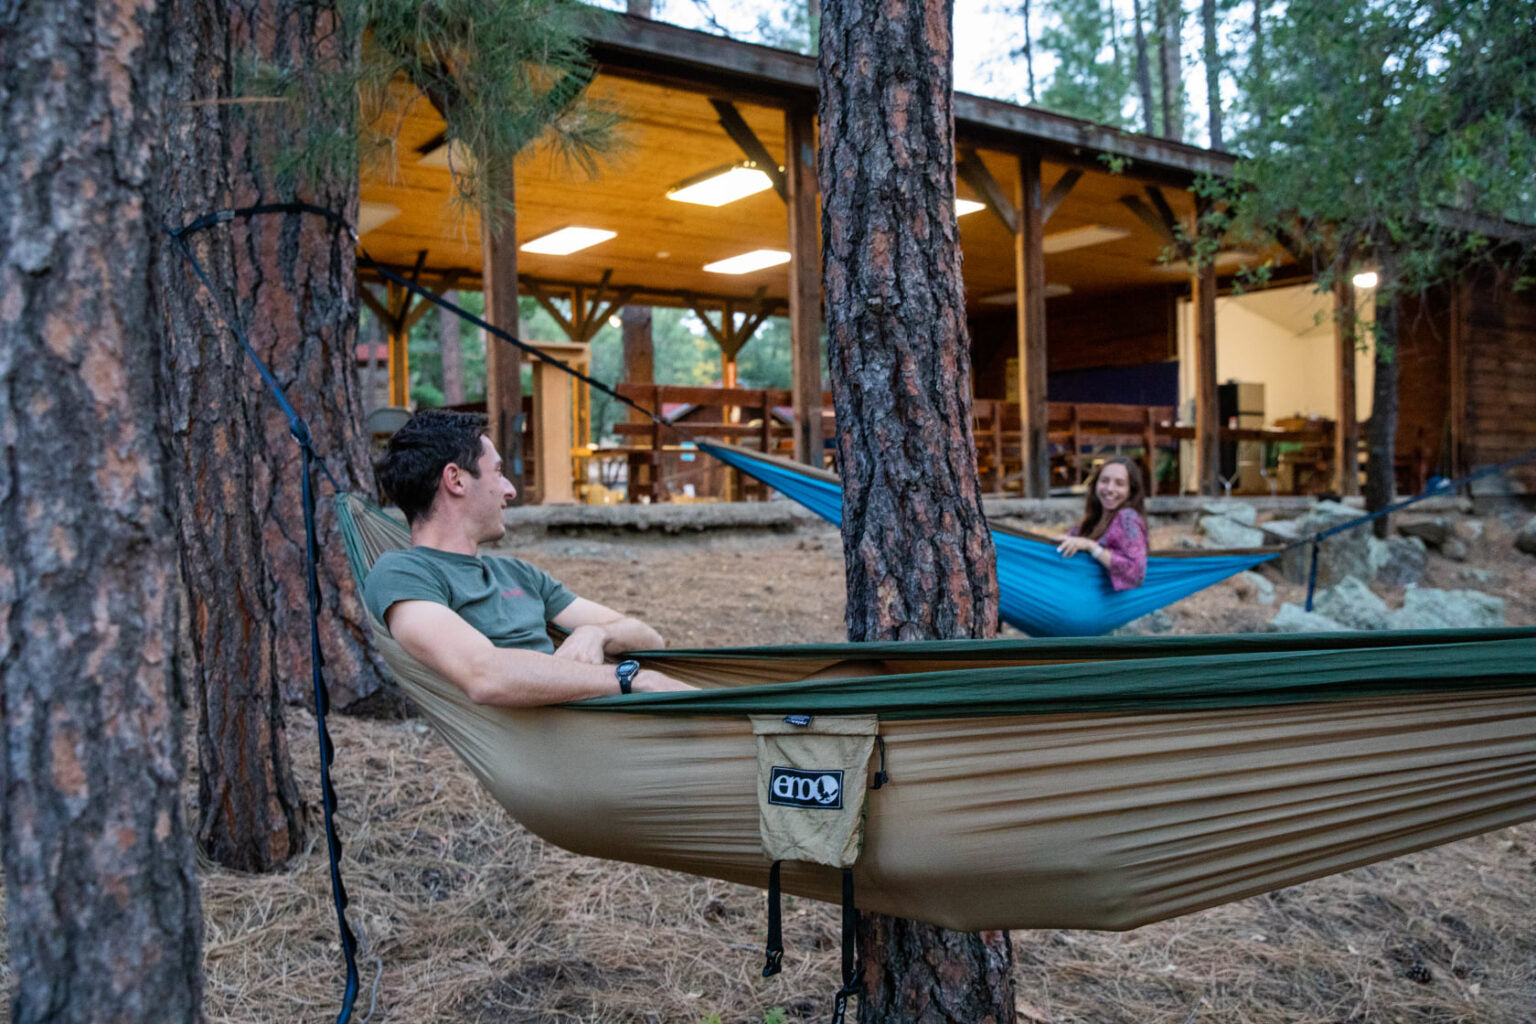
[1112,609,1175,636]
[1459,567,1500,586]
[1267,603,1348,633]
[1199,515,1266,549]
[1232,570,1276,605]
[1200,501,1258,527]
[1399,517,1452,548]
[1373,535,1428,588]
[1175,534,1203,549]
[1385,588,1506,630]
[1313,576,1390,630]
[1516,517,1536,556]
[1438,537,1470,562]
[1267,501,1373,587]
[1452,519,1485,544]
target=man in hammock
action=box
[364,410,693,704]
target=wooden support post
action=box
[1192,208,1220,496]
[786,105,824,465]
[1143,407,1159,497]
[1333,275,1360,495]
[386,279,410,407]
[622,305,654,425]
[1015,149,1049,498]
[482,178,524,500]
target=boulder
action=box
[1398,516,1452,548]
[1112,609,1175,636]
[1452,519,1485,545]
[1514,517,1536,555]
[1265,501,1373,587]
[1231,570,1276,605]
[1266,603,1347,633]
[1199,515,1266,549]
[1385,588,1506,630]
[1313,576,1390,630]
[1438,537,1470,562]
[1373,535,1428,588]
[1200,501,1258,527]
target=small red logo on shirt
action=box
[501,588,525,598]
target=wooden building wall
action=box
[1395,287,1454,481]
[1459,270,1536,492]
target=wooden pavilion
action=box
[356,13,1535,503]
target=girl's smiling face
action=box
[1096,462,1131,513]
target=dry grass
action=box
[5,513,1536,1022]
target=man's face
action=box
[467,435,516,543]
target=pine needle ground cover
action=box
[3,520,1535,1022]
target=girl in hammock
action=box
[1056,456,1148,590]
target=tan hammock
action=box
[338,495,1536,932]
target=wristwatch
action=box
[614,659,641,695]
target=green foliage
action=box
[1230,0,1536,299]
[1035,0,1134,128]
[696,1008,788,1024]
[359,0,623,212]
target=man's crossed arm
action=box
[384,598,691,707]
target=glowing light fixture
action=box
[1352,270,1379,289]
[519,227,616,256]
[703,249,792,275]
[956,198,986,217]
[357,202,400,235]
[1042,224,1131,253]
[667,163,776,207]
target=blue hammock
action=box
[699,442,1278,637]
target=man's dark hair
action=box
[374,410,488,524]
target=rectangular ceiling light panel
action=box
[703,249,792,275]
[667,165,776,207]
[520,227,617,255]
[1042,224,1132,254]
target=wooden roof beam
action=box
[709,98,787,201]
[957,148,1017,235]
[1119,193,1182,250]
[1041,168,1082,224]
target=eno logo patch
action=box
[767,767,843,809]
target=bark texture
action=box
[817,0,1010,1019]
[1365,256,1401,537]
[224,0,392,713]
[1132,0,1157,135]
[0,1,203,1019]
[1156,0,1183,141]
[440,289,466,405]
[1202,0,1223,150]
[155,0,306,871]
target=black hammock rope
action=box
[168,200,1536,1021]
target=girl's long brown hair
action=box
[1076,456,1148,540]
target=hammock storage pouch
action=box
[752,714,879,1019]
[752,714,880,867]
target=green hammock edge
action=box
[334,494,1536,722]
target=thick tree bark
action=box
[0,1,203,1020]
[1202,0,1223,149]
[1365,254,1400,537]
[440,289,467,404]
[622,305,655,424]
[1156,0,1183,141]
[156,0,306,871]
[1132,0,1157,135]
[223,0,393,713]
[818,0,1010,1020]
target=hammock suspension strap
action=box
[165,209,358,1024]
[762,860,784,977]
[831,867,861,1024]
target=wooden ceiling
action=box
[358,38,1225,312]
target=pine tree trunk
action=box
[223,0,394,713]
[1156,0,1182,141]
[1022,0,1037,103]
[1365,254,1400,538]
[156,0,306,872]
[1250,0,1267,126]
[622,305,655,425]
[0,2,203,1020]
[817,0,1010,1019]
[441,289,467,405]
[1202,0,1223,149]
[1132,0,1157,134]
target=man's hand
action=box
[632,669,696,693]
[552,624,608,664]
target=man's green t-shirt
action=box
[363,547,577,655]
